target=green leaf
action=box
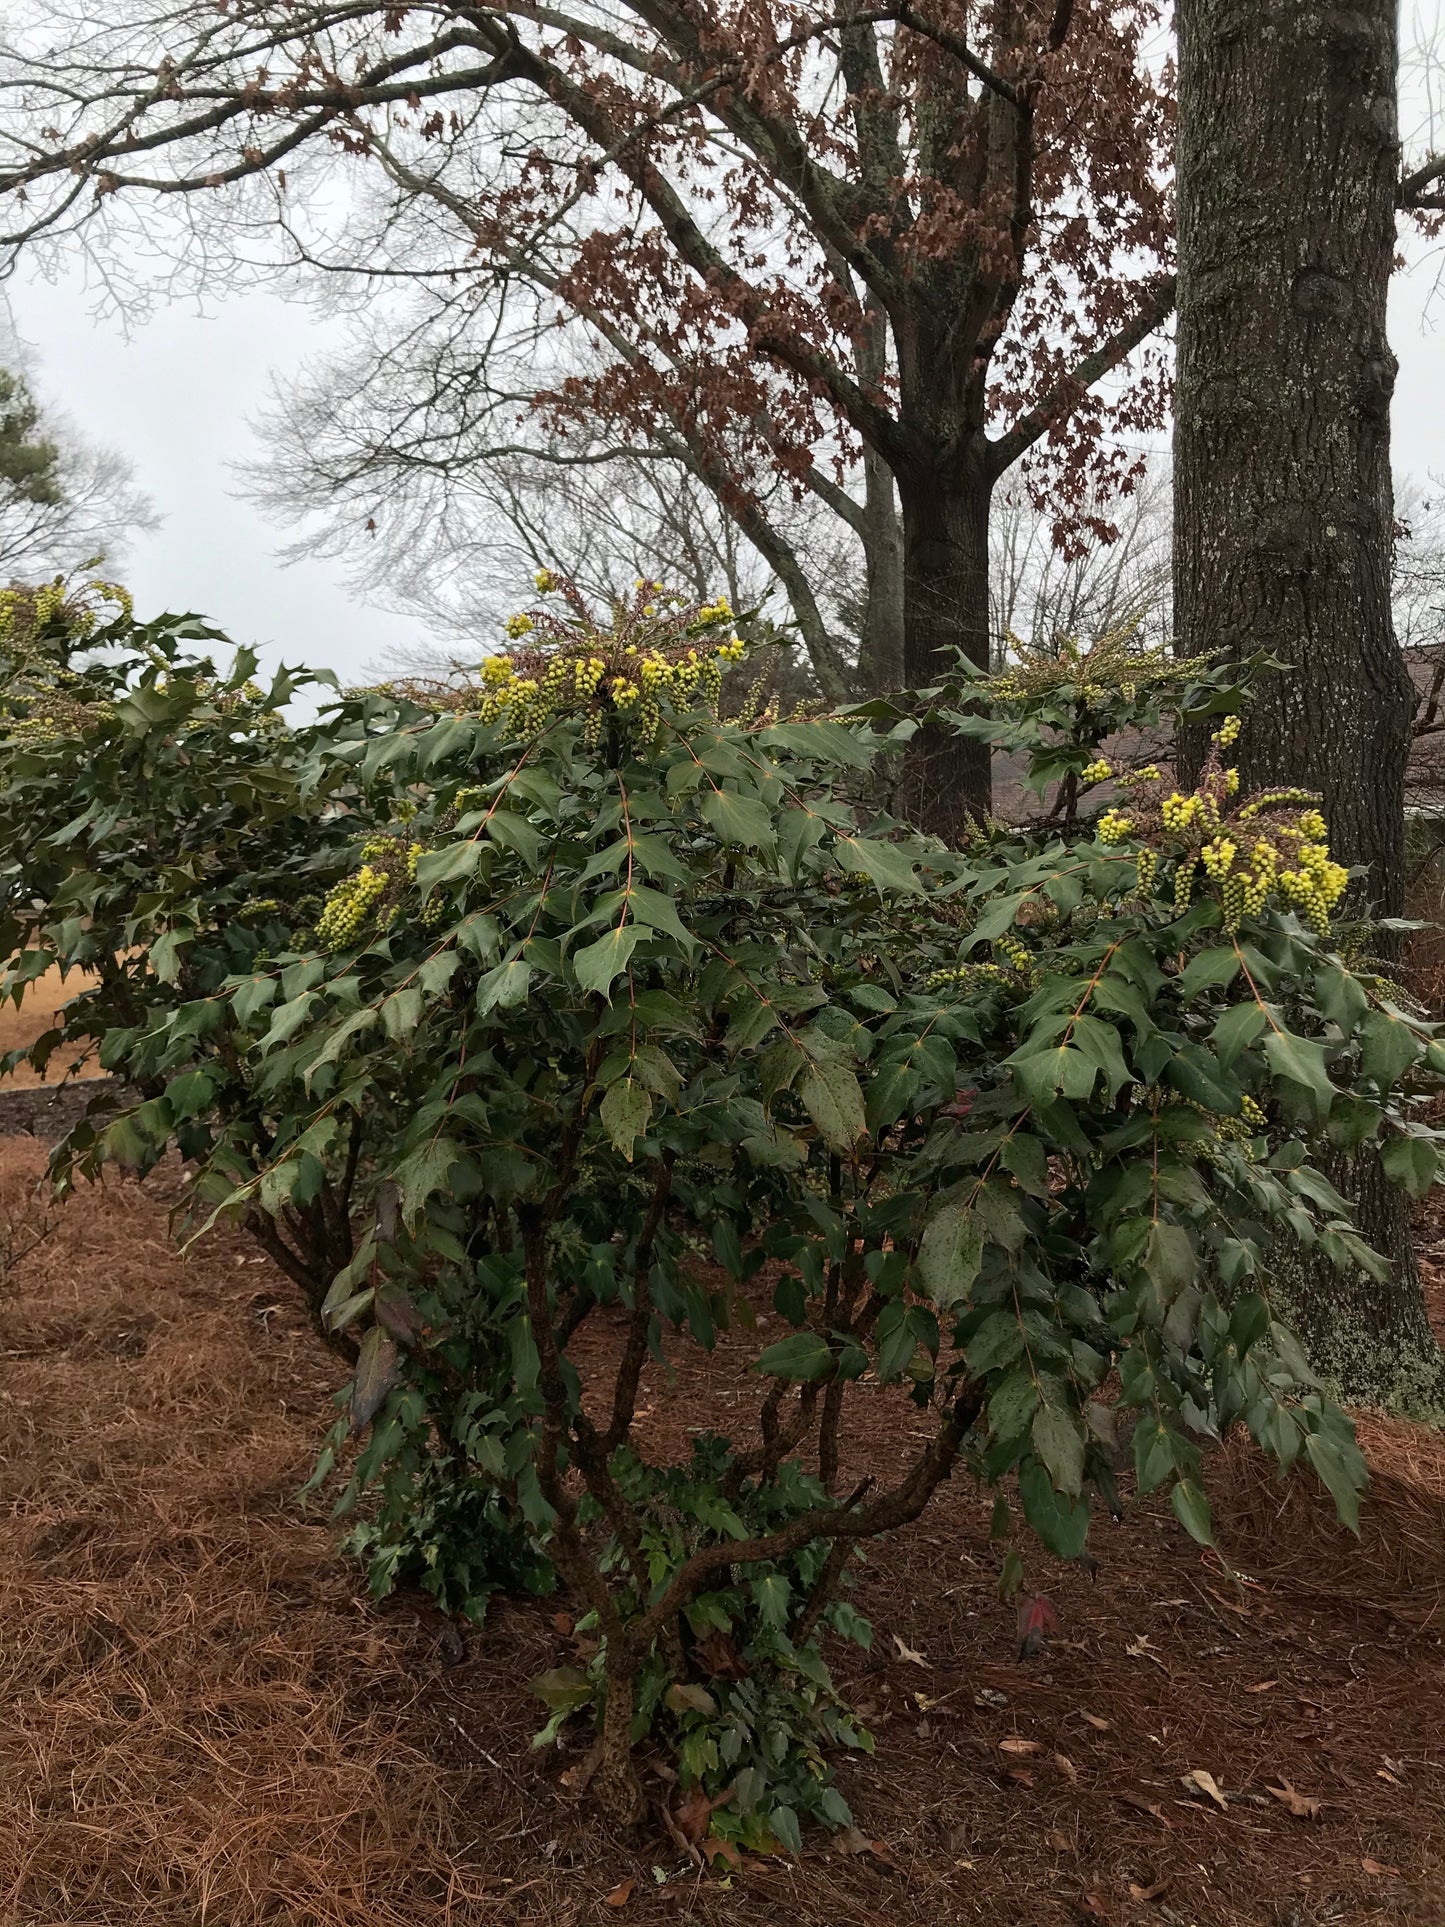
[382,984,424,1041]
[1263,1030,1335,1123]
[1031,1403,1085,1499]
[1018,1458,1089,1559]
[1380,1133,1440,1200]
[149,929,186,985]
[757,1330,834,1381]
[529,1665,593,1713]
[476,957,531,1016]
[1359,1010,1421,1092]
[752,1573,790,1630]
[1165,1042,1240,1115]
[415,839,483,892]
[1170,1478,1214,1547]
[1143,1221,1196,1296]
[916,1199,984,1310]
[834,835,925,896]
[1212,1001,1267,1069]
[1304,1431,1364,1536]
[573,925,640,998]
[797,1059,866,1150]
[1179,946,1241,998]
[699,788,775,851]
[1001,1132,1050,1197]
[966,1310,1026,1374]
[622,883,693,946]
[600,1077,652,1161]
[392,1136,461,1225]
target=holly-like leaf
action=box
[916,1198,984,1310]
[350,1326,398,1434]
[797,1058,866,1150]
[600,1077,652,1160]
[573,925,640,998]
[1380,1133,1440,1199]
[1032,1402,1085,1498]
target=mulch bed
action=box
[1,1135,1443,1927]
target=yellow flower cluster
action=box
[1135,848,1159,896]
[1098,808,1134,845]
[1201,837,1236,880]
[504,612,535,638]
[1118,764,1161,787]
[989,625,1215,705]
[470,635,734,748]
[1275,844,1350,933]
[1107,744,1346,934]
[1080,758,1112,783]
[316,863,390,952]
[314,838,424,952]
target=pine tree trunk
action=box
[1174,0,1442,1405]
[896,453,994,838]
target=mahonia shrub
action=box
[3,584,1444,1845]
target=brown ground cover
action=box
[0,968,96,1088]
[1,1132,1444,1927]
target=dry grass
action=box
[1,1136,1444,1927]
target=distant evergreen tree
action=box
[0,367,62,511]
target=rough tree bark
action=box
[1174,0,1443,1404]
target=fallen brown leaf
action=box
[892,1633,928,1667]
[1046,1828,1074,1853]
[675,1784,734,1844]
[1054,1751,1079,1783]
[604,1877,636,1907]
[1007,1767,1036,1787]
[1117,1791,1169,1826]
[559,1742,602,1797]
[834,1827,897,1866]
[1128,1877,1170,1902]
[1081,1711,1113,1731]
[1126,1634,1168,1671]
[1361,1858,1400,1878]
[1080,1893,1108,1919]
[1182,1768,1228,1811]
[704,1837,742,1870]
[1377,1766,1405,1787]
[1000,1736,1044,1756]
[1267,1780,1322,1821]
[1244,1679,1277,1693]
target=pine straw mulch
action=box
[1,1137,1444,1927]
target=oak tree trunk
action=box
[1174,0,1442,1404]
[897,452,994,839]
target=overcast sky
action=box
[5,218,1445,694]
